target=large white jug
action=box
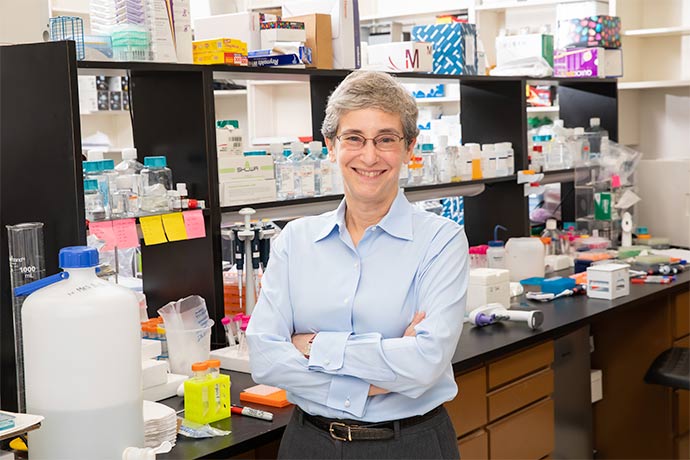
[22,246,143,459]
[505,237,546,282]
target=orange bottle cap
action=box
[191,362,209,372]
[207,359,221,368]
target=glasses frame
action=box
[335,133,406,151]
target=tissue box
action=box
[366,41,433,72]
[554,47,623,78]
[281,13,333,69]
[496,34,554,67]
[557,15,621,49]
[194,12,263,51]
[587,263,630,300]
[466,268,510,314]
[260,21,307,49]
[411,23,477,75]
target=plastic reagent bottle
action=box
[83,179,107,221]
[21,246,144,459]
[115,148,144,175]
[287,146,304,198]
[585,117,609,158]
[83,160,111,218]
[301,144,321,197]
[141,156,173,212]
[111,174,139,218]
[487,225,508,269]
[319,146,334,196]
[541,218,562,255]
[420,143,437,184]
[276,149,296,200]
[191,362,210,416]
[207,359,222,412]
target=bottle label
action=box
[320,163,333,194]
[280,167,295,193]
[301,164,315,195]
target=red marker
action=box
[231,405,273,421]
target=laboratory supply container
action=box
[587,263,630,300]
[184,360,230,425]
[116,147,144,175]
[541,219,562,255]
[505,237,545,281]
[166,320,214,376]
[420,143,437,184]
[22,246,144,459]
[111,174,139,218]
[141,156,173,212]
[469,245,489,269]
[466,268,511,314]
[83,178,107,221]
[585,117,609,157]
[487,224,507,269]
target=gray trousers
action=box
[277,407,460,460]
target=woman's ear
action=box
[404,137,417,164]
[324,138,336,163]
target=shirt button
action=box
[344,399,351,408]
[344,298,349,304]
[354,262,359,269]
[324,359,331,365]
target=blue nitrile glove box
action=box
[411,23,478,75]
[541,277,576,294]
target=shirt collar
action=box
[313,189,413,242]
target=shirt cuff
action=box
[308,331,351,371]
[326,375,369,417]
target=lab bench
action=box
[159,271,690,459]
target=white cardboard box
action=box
[587,263,630,300]
[260,28,308,49]
[174,0,193,63]
[282,0,360,69]
[221,179,277,207]
[194,12,263,52]
[218,155,275,181]
[366,41,433,72]
[142,359,169,389]
[466,268,511,314]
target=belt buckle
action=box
[329,422,352,442]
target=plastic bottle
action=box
[101,159,119,203]
[115,148,144,175]
[141,156,173,212]
[83,160,111,218]
[408,151,424,186]
[111,175,139,218]
[22,246,144,459]
[275,150,295,200]
[287,146,303,198]
[436,136,454,183]
[467,143,482,180]
[326,147,344,194]
[420,143,437,184]
[487,225,507,269]
[457,145,473,181]
[313,143,333,196]
[530,144,544,172]
[301,144,321,198]
[541,218,562,255]
[176,183,189,209]
[191,362,210,416]
[504,142,515,175]
[546,135,568,171]
[84,179,107,221]
[481,144,497,178]
[573,127,590,164]
[505,237,546,281]
[585,117,609,158]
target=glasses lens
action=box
[340,134,366,149]
[374,135,402,151]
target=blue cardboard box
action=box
[411,23,478,75]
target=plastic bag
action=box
[178,418,231,439]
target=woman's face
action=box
[326,108,416,207]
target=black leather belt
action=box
[299,406,441,442]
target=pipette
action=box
[251,230,261,300]
[238,208,257,313]
[233,228,244,312]
[259,222,276,270]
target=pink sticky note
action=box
[183,210,206,239]
[611,174,621,188]
[112,218,140,249]
[89,221,116,251]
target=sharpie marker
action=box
[231,405,273,421]
[631,276,675,284]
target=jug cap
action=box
[59,246,99,269]
[144,156,167,168]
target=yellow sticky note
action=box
[139,216,168,245]
[162,213,188,242]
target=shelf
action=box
[623,26,690,38]
[415,96,460,104]
[527,106,560,113]
[618,80,690,90]
[90,208,211,224]
[474,0,583,12]
[220,176,514,219]
[214,90,248,97]
[80,110,130,116]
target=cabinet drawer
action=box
[676,390,689,435]
[487,398,554,460]
[446,368,487,437]
[488,341,554,389]
[676,336,690,348]
[488,368,554,421]
[676,432,689,460]
[674,291,689,339]
[458,429,488,460]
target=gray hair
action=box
[321,71,419,144]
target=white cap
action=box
[167,189,180,197]
[308,141,323,154]
[176,183,187,195]
[87,149,105,161]
[121,147,137,160]
[546,219,557,230]
[269,143,283,155]
[467,143,481,158]
[115,174,133,189]
[590,117,600,127]
[554,119,564,127]
[482,144,495,153]
[198,200,206,209]
[290,142,303,155]
[574,127,585,135]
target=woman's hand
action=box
[291,333,316,357]
[369,311,426,396]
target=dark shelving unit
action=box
[0,43,619,411]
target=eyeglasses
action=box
[336,133,405,152]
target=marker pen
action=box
[231,405,273,421]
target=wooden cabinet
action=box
[674,291,689,340]
[675,390,689,435]
[449,340,555,459]
[446,367,487,437]
[458,429,488,460]
[677,433,690,460]
[487,398,555,460]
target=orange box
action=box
[193,51,248,66]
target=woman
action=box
[246,71,469,459]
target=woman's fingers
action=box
[403,311,426,337]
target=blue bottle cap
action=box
[144,156,167,168]
[83,179,99,191]
[59,246,99,269]
[421,143,434,152]
[101,159,115,170]
[83,160,102,173]
[488,240,504,247]
[321,147,329,155]
[243,150,267,156]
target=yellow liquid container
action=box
[471,158,483,180]
[184,361,231,424]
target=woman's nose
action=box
[359,141,379,164]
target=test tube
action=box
[221,316,236,347]
[6,222,46,413]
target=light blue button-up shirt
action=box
[246,189,469,422]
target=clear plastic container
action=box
[83,160,111,217]
[300,148,320,198]
[111,174,139,218]
[469,245,489,269]
[420,143,437,184]
[84,179,107,221]
[288,146,304,198]
[585,117,609,158]
[115,148,144,175]
[141,156,172,212]
[541,219,562,255]
[505,237,545,281]
[22,246,144,459]
[275,150,296,201]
